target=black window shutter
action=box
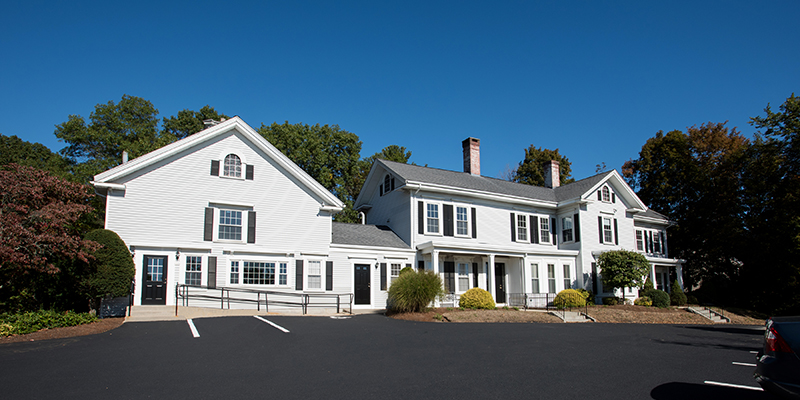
[649,231,655,253]
[391,177,395,191]
[418,201,424,234]
[207,256,217,289]
[471,207,477,238]
[531,216,539,244]
[613,218,619,245]
[443,204,454,237]
[380,184,383,196]
[598,216,603,243]
[204,207,214,241]
[574,213,581,242]
[644,231,650,252]
[210,160,219,176]
[295,260,303,290]
[325,261,333,291]
[510,213,516,241]
[612,193,616,203]
[247,211,256,243]
[597,191,602,201]
[380,263,387,290]
[551,217,557,245]
[660,231,666,255]
[472,263,479,287]
[245,165,254,180]
[417,260,424,271]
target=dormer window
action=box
[597,185,615,203]
[380,174,395,196]
[224,154,242,178]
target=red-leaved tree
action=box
[0,164,99,279]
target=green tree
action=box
[258,121,363,222]
[55,95,168,182]
[0,134,71,180]
[161,105,229,141]
[513,146,574,186]
[368,145,412,164]
[80,229,135,311]
[597,250,651,299]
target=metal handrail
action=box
[175,284,353,316]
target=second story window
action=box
[517,215,528,241]
[223,154,242,178]
[636,230,644,251]
[219,209,242,240]
[653,232,661,253]
[426,203,439,234]
[562,217,573,242]
[456,206,469,236]
[602,217,613,243]
[540,217,550,244]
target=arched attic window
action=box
[601,186,610,202]
[223,154,242,178]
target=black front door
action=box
[142,255,168,305]
[354,264,371,305]
[494,263,506,304]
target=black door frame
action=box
[354,264,371,305]
[494,262,506,304]
[142,255,168,305]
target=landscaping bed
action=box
[0,317,124,344]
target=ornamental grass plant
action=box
[387,270,445,313]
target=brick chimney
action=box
[543,160,560,188]
[462,137,480,176]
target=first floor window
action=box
[517,215,528,241]
[540,217,550,243]
[391,263,401,284]
[636,230,644,251]
[243,262,275,285]
[456,206,469,236]
[547,264,556,294]
[230,261,239,284]
[457,263,470,292]
[219,209,242,240]
[308,261,321,289]
[531,263,540,294]
[427,203,439,233]
[185,256,202,286]
[279,262,287,285]
[562,217,573,242]
[602,218,613,243]
[563,264,571,290]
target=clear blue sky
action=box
[2,1,797,180]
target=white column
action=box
[676,264,684,290]
[488,254,496,299]
[521,256,529,294]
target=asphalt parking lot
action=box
[0,315,769,400]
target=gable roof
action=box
[91,117,344,210]
[331,223,411,249]
[362,159,646,210]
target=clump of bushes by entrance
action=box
[387,270,445,312]
[634,296,652,306]
[670,280,687,306]
[458,288,495,309]
[554,289,586,308]
[602,297,619,306]
[81,229,135,311]
[641,289,670,308]
[0,310,97,336]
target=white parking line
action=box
[187,319,200,338]
[732,362,756,367]
[254,316,290,333]
[750,351,759,354]
[704,381,762,391]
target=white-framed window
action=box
[456,206,469,236]
[601,186,610,202]
[602,217,613,243]
[279,262,287,285]
[457,263,470,292]
[636,230,644,251]
[562,216,573,242]
[426,203,440,234]
[517,214,528,241]
[563,264,571,290]
[547,264,556,294]
[653,233,661,253]
[540,217,550,244]
[384,174,391,194]
[307,260,322,289]
[223,154,242,178]
[390,263,401,284]
[243,262,275,285]
[185,256,202,286]
[230,261,240,284]
[531,263,540,294]
[218,209,242,240]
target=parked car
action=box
[755,316,800,398]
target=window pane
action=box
[147,257,164,282]
[603,218,613,243]
[531,263,539,294]
[517,215,527,241]
[547,264,556,294]
[185,256,202,286]
[456,207,468,235]
[426,204,439,233]
[636,230,644,251]
[219,210,242,240]
[223,154,242,177]
[563,264,570,289]
[279,262,287,285]
[230,261,239,284]
[540,218,550,243]
[308,261,321,289]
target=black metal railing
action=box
[508,293,589,321]
[175,284,353,316]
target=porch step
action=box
[550,310,593,323]
[687,306,729,323]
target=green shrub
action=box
[641,289,670,308]
[554,289,586,308]
[602,297,619,306]
[670,280,687,306]
[387,270,445,312]
[399,266,414,276]
[634,296,652,306]
[82,229,135,310]
[0,310,97,336]
[458,288,495,309]
[577,289,594,305]
[686,294,699,305]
